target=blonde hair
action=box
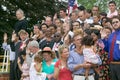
[73,29,83,40]
[58,44,68,58]
[34,54,43,63]
[18,29,27,36]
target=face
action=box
[72,22,80,31]
[63,23,70,33]
[59,10,66,18]
[86,12,91,18]
[91,33,98,41]
[61,48,69,58]
[55,19,61,27]
[73,35,82,47]
[93,16,99,23]
[54,33,61,42]
[29,46,37,54]
[49,26,56,34]
[42,52,52,61]
[16,11,23,20]
[71,13,78,21]
[19,33,27,41]
[78,11,86,21]
[109,3,116,12]
[34,26,40,34]
[112,18,120,30]
[41,25,48,31]
[92,7,99,15]
[45,17,52,26]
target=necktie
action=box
[109,33,117,62]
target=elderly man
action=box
[14,9,28,33]
[26,40,40,66]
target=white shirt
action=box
[107,10,118,18]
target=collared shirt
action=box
[2,43,15,61]
[103,30,120,61]
[67,50,94,75]
[107,10,118,18]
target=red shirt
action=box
[55,60,73,80]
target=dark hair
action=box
[60,8,66,13]
[40,23,48,30]
[109,1,116,6]
[91,29,101,39]
[78,5,86,11]
[82,35,94,46]
[34,24,40,30]
[104,27,112,33]
[86,9,92,14]
[49,24,57,29]
[92,5,99,11]
[112,16,120,21]
[84,29,91,35]
[100,12,107,17]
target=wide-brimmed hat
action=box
[38,47,56,59]
[40,47,54,54]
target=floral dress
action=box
[96,39,111,80]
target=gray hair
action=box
[16,9,24,16]
[27,40,39,48]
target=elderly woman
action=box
[40,47,58,80]
[53,45,73,80]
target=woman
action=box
[54,45,73,80]
[41,47,58,80]
[91,29,111,80]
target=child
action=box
[17,52,30,80]
[29,54,46,80]
[82,35,102,80]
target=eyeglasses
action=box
[73,25,79,26]
[54,35,60,37]
[112,21,119,24]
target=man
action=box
[26,40,40,66]
[102,16,120,80]
[45,16,53,26]
[67,32,95,80]
[14,9,28,33]
[92,6,99,16]
[2,33,19,80]
[70,10,79,22]
[59,8,68,22]
[107,1,118,18]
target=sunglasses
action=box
[112,21,119,24]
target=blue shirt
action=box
[67,50,94,75]
[103,30,120,61]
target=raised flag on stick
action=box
[68,0,78,16]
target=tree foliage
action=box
[78,0,120,12]
[0,0,120,53]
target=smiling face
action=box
[112,18,120,30]
[61,48,69,59]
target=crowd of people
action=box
[2,1,120,80]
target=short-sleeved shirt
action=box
[55,60,73,80]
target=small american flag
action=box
[68,0,78,16]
